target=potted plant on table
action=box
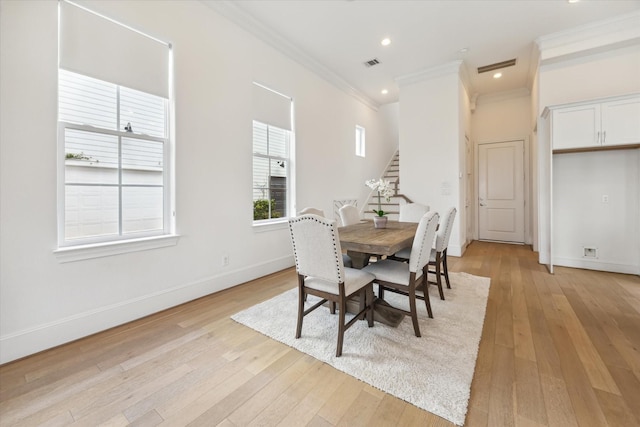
[365,178,394,228]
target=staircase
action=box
[363,151,412,221]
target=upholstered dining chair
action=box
[388,202,430,261]
[288,214,375,357]
[298,207,325,217]
[362,211,439,337]
[428,207,457,300]
[399,202,430,222]
[298,207,352,267]
[338,204,361,226]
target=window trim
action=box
[53,234,179,263]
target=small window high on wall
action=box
[57,0,172,250]
[356,125,366,157]
[252,83,293,223]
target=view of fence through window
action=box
[252,121,289,220]
[59,69,167,243]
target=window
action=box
[252,83,293,223]
[59,70,169,245]
[356,125,366,157]
[57,1,172,251]
[252,122,290,221]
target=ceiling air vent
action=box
[364,58,380,67]
[477,58,516,74]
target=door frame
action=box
[474,137,531,244]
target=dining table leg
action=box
[346,250,371,269]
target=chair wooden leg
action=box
[443,249,451,289]
[337,297,346,357]
[296,277,305,339]
[408,285,421,337]
[435,254,445,301]
[422,274,433,319]
[378,284,385,300]
[330,301,336,314]
[358,289,365,314]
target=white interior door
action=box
[478,140,525,243]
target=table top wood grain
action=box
[338,220,418,256]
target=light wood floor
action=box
[1,241,639,426]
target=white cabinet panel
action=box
[550,94,640,150]
[552,104,599,149]
[601,98,640,146]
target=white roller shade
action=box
[253,83,292,131]
[59,1,169,98]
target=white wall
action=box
[553,149,639,273]
[0,0,397,363]
[530,67,540,253]
[458,79,471,250]
[398,70,465,256]
[539,44,640,110]
[473,91,532,144]
[537,44,640,273]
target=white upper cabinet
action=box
[601,98,640,146]
[552,104,600,150]
[549,94,640,151]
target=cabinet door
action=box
[552,104,600,150]
[601,97,640,146]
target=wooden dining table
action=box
[338,219,419,326]
[338,220,418,269]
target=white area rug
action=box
[231,272,490,426]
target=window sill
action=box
[252,218,289,232]
[54,234,180,263]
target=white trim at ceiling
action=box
[395,60,463,87]
[203,0,379,111]
[536,9,640,64]
[476,88,531,106]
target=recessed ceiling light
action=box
[381,38,391,46]
[493,72,502,79]
[381,89,388,95]
[567,0,579,3]
[459,47,469,53]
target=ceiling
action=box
[206,0,640,108]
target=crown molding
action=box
[536,10,640,64]
[476,87,531,106]
[526,41,541,92]
[458,62,474,98]
[202,0,379,111]
[395,60,463,87]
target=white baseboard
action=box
[553,256,640,275]
[0,256,295,364]
[449,244,463,257]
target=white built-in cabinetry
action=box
[541,93,640,275]
[551,94,640,151]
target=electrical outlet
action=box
[602,195,609,203]
[222,254,229,266]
